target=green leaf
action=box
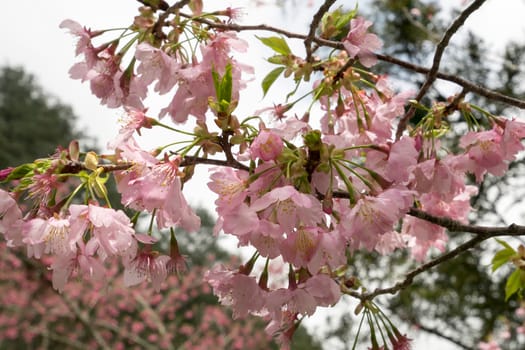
[505,269,524,301]
[257,36,291,55]
[492,248,517,272]
[334,5,358,31]
[211,63,233,111]
[262,67,285,97]
[267,55,288,65]
[496,238,515,251]
[3,163,35,182]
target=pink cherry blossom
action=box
[343,16,383,67]
[22,215,77,258]
[460,127,507,181]
[307,230,347,273]
[207,167,249,214]
[280,226,320,268]
[204,265,266,319]
[0,189,23,246]
[134,42,180,94]
[250,130,284,161]
[124,248,171,292]
[250,186,324,234]
[339,188,413,251]
[108,106,153,149]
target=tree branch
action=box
[174,10,525,112]
[396,0,487,140]
[345,209,525,302]
[304,0,337,63]
[376,53,525,109]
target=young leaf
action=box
[492,248,517,272]
[505,269,524,301]
[257,36,291,55]
[262,66,285,97]
[3,163,35,182]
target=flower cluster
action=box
[1,1,525,348]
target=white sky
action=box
[2,1,525,349]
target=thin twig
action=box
[416,323,473,350]
[396,0,487,140]
[153,0,191,39]
[304,0,337,63]
[377,53,525,109]
[180,155,250,171]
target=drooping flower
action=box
[123,248,171,292]
[460,127,507,182]
[22,215,77,258]
[204,264,266,319]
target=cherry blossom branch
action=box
[376,52,525,109]
[395,0,487,140]
[345,210,525,302]
[408,207,525,236]
[443,88,468,116]
[171,9,525,112]
[304,0,337,63]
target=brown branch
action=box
[304,0,337,63]
[395,0,487,140]
[153,0,191,39]
[180,155,249,171]
[345,209,525,302]
[442,88,468,116]
[408,207,525,236]
[376,53,525,109]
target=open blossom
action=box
[108,106,153,149]
[22,215,78,258]
[266,274,341,317]
[250,130,284,161]
[339,188,413,251]
[280,226,321,268]
[0,189,23,246]
[116,151,200,232]
[134,42,180,94]
[250,186,324,234]
[124,248,171,292]
[50,241,105,293]
[460,127,507,182]
[343,16,382,67]
[59,19,101,64]
[208,167,249,214]
[68,204,137,260]
[160,32,252,124]
[204,265,266,319]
